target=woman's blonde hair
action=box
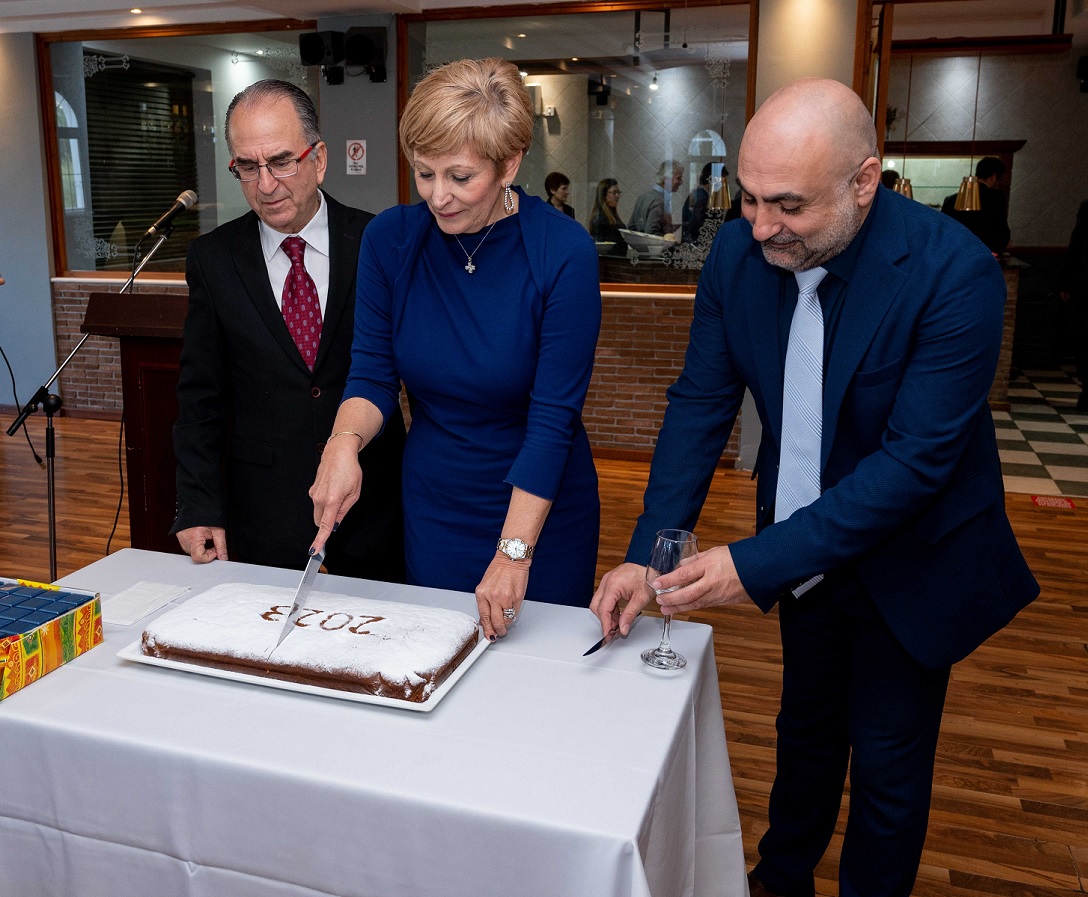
[399,58,533,169]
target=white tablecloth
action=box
[0,549,746,897]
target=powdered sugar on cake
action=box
[142,583,479,699]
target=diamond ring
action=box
[502,607,517,621]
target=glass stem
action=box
[659,614,673,654]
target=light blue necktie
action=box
[776,266,828,596]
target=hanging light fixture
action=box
[893,54,914,199]
[708,167,731,211]
[954,52,983,212]
[650,72,659,91]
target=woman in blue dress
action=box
[310,58,602,640]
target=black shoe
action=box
[747,871,784,897]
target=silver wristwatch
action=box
[497,537,534,561]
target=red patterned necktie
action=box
[280,236,322,370]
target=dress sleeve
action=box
[343,211,404,424]
[504,220,602,501]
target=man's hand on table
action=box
[177,526,228,563]
[590,562,655,644]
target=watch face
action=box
[502,538,528,560]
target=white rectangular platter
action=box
[116,633,489,713]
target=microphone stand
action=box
[5,229,175,580]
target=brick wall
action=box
[48,279,741,465]
[987,264,1019,412]
[587,290,741,466]
[52,278,189,419]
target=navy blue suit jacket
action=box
[629,188,1037,668]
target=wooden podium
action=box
[82,292,187,554]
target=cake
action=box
[141,583,480,703]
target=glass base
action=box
[641,645,687,670]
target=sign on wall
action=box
[346,140,366,176]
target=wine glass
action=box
[641,528,698,670]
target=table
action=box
[0,550,747,897]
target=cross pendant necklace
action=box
[454,219,500,274]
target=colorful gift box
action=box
[0,578,102,700]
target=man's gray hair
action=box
[225,80,321,153]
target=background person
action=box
[628,160,684,235]
[544,171,575,218]
[1060,199,1088,411]
[171,79,405,580]
[309,58,601,641]
[941,156,1011,254]
[588,178,627,254]
[682,162,724,243]
[592,78,1037,897]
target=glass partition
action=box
[881,156,977,209]
[404,2,751,285]
[47,29,314,274]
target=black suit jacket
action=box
[171,192,405,580]
[941,182,1010,254]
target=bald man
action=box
[592,79,1037,897]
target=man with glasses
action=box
[592,79,1037,897]
[172,79,404,580]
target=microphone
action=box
[143,190,198,239]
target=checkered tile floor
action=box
[994,366,1088,499]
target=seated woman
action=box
[589,178,627,255]
[309,58,602,641]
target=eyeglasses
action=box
[607,189,622,196]
[229,142,319,181]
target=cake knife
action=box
[272,544,326,652]
[583,612,641,656]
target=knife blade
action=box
[272,545,325,653]
[583,612,641,656]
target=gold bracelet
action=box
[328,430,364,443]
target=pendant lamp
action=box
[954,53,984,212]
[709,176,731,210]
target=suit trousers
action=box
[753,573,950,897]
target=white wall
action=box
[756,0,858,105]
[316,15,400,217]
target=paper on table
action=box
[102,581,190,626]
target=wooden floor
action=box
[3,414,1088,896]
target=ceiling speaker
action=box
[345,27,387,82]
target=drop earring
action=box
[503,183,514,214]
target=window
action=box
[45,27,314,274]
[403,1,751,285]
[55,93,86,212]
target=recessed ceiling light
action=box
[517,33,526,38]
[256,49,265,55]
[130,7,142,12]
[571,57,579,62]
